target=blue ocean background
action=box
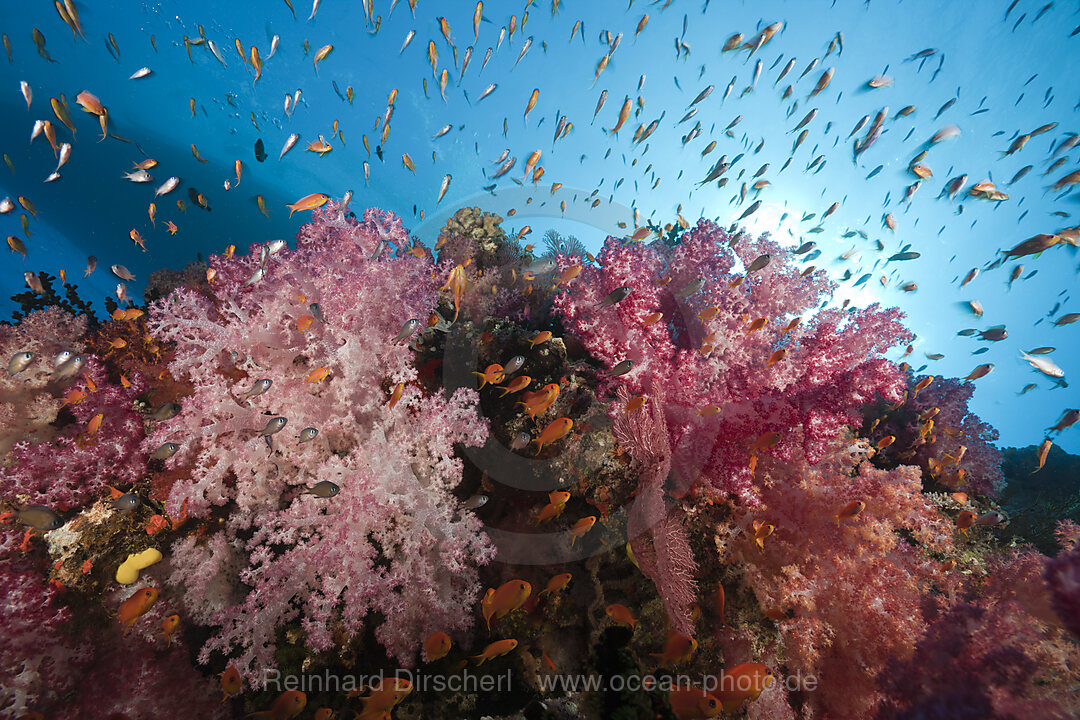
[0,0,1077,453]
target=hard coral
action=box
[148,204,493,678]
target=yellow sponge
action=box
[115,548,162,585]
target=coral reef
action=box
[147,204,493,677]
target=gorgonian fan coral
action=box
[554,220,913,506]
[146,204,493,678]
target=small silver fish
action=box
[975,511,1006,526]
[267,239,288,255]
[129,66,152,79]
[596,286,632,308]
[111,264,136,281]
[154,176,179,196]
[607,359,635,377]
[523,258,557,276]
[1020,351,1064,378]
[305,480,339,498]
[151,442,179,459]
[16,505,62,530]
[0,197,14,214]
[394,318,420,343]
[242,378,273,398]
[151,402,181,421]
[116,283,129,304]
[7,351,35,375]
[280,133,299,160]
[113,493,141,511]
[259,416,288,436]
[245,266,265,286]
[433,124,452,139]
[510,431,531,450]
[503,355,526,374]
[54,354,84,379]
[124,169,153,183]
[463,494,488,510]
[24,271,44,293]
[746,254,772,273]
[267,34,280,59]
[674,277,705,298]
[298,427,319,443]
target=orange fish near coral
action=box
[286,192,329,217]
[388,381,404,409]
[669,686,723,720]
[156,613,180,646]
[305,367,330,383]
[250,690,306,720]
[473,363,505,389]
[568,515,596,546]
[835,500,865,526]
[296,315,314,332]
[748,431,781,454]
[473,639,518,665]
[711,663,774,713]
[487,579,531,624]
[956,510,977,536]
[440,264,466,324]
[751,520,774,550]
[533,417,572,453]
[422,631,452,662]
[498,375,532,396]
[117,586,158,630]
[528,330,552,348]
[653,630,697,667]
[605,603,637,628]
[518,383,559,419]
[1034,438,1052,473]
[354,678,412,720]
[218,665,242,701]
[540,572,572,597]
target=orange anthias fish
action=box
[250,690,306,720]
[711,663,774,713]
[518,383,559,419]
[748,431,781,455]
[653,630,697,667]
[305,367,330,383]
[473,639,518,665]
[751,520,775,550]
[486,580,532,626]
[498,375,532,396]
[528,330,552,347]
[716,584,726,627]
[296,315,314,332]
[286,192,329,217]
[568,515,596,546]
[388,381,404,409]
[117,586,158,630]
[624,394,647,413]
[835,500,865,527]
[218,665,242,701]
[157,614,180,646]
[605,603,637,628]
[440,264,466,323]
[354,678,412,720]
[669,687,723,720]
[422,631,452,662]
[874,436,895,451]
[473,363,505,388]
[1034,438,1052,473]
[534,417,573,453]
[539,572,572,597]
[956,510,977,536]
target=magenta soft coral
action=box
[0,333,149,509]
[149,204,493,678]
[554,220,912,504]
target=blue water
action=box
[0,0,1077,452]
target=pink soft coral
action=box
[149,204,493,678]
[554,220,912,505]
[729,440,954,719]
